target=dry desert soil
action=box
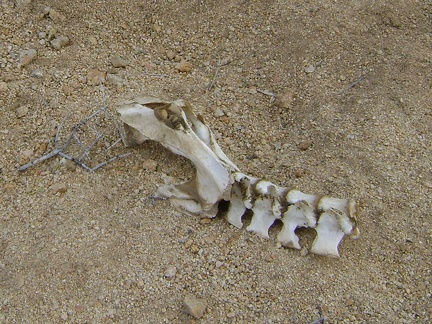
[1,0,431,323]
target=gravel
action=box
[0,1,430,323]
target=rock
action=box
[60,312,68,320]
[87,69,106,85]
[64,160,76,171]
[298,139,313,151]
[164,265,177,278]
[48,9,66,23]
[166,50,176,60]
[18,49,37,66]
[183,294,207,319]
[50,36,69,50]
[175,60,193,73]
[88,36,98,45]
[30,69,44,78]
[142,159,158,171]
[213,108,225,117]
[274,89,294,109]
[50,183,68,194]
[111,55,129,68]
[0,81,8,92]
[106,73,124,86]
[22,149,34,158]
[62,85,72,96]
[16,106,29,118]
[200,218,212,224]
[14,0,32,8]
[304,65,315,73]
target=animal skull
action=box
[117,97,359,257]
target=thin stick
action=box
[206,59,231,91]
[90,152,131,172]
[311,305,325,324]
[18,149,61,172]
[336,70,370,95]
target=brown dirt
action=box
[1,0,431,322]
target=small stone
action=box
[142,159,158,171]
[87,69,106,85]
[48,9,66,23]
[191,245,199,254]
[183,294,207,319]
[215,261,224,268]
[298,139,313,151]
[16,106,29,118]
[50,36,69,50]
[300,247,309,257]
[200,218,212,224]
[19,49,37,66]
[30,69,44,78]
[88,36,98,45]
[106,74,124,86]
[175,60,193,73]
[22,149,34,158]
[274,89,294,109]
[62,85,72,96]
[111,55,129,68]
[304,65,315,73]
[60,313,68,320]
[50,183,68,194]
[213,108,225,117]
[37,31,47,39]
[0,82,8,92]
[166,50,175,60]
[164,265,177,278]
[64,160,76,171]
[184,239,193,249]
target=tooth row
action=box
[226,173,359,258]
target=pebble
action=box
[274,90,294,109]
[213,108,225,117]
[22,149,33,158]
[175,60,193,73]
[48,9,66,23]
[164,265,177,278]
[200,218,212,224]
[304,65,316,73]
[298,139,313,151]
[16,106,29,118]
[141,159,158,171]
[62,85,73,96]
[106,73,124,86]
[87,69,106,85]
[60,312,68,320]
[51,36,70,50]
[0,81,8,92]
[64,159,76,171]
[300,247,309,257]
[50,183,68,194]
[18,49,37,66]
[111,55,129,68]
[166,50,176,60]
[88,36,98,45]
[30,69,44,78]
[183,294,207,319]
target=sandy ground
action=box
[1,0,431,323]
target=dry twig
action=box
[19,87,130,172]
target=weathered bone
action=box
[117,97,359,257]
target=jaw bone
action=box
[116,97,359,257]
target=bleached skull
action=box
[117,97,359,257]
